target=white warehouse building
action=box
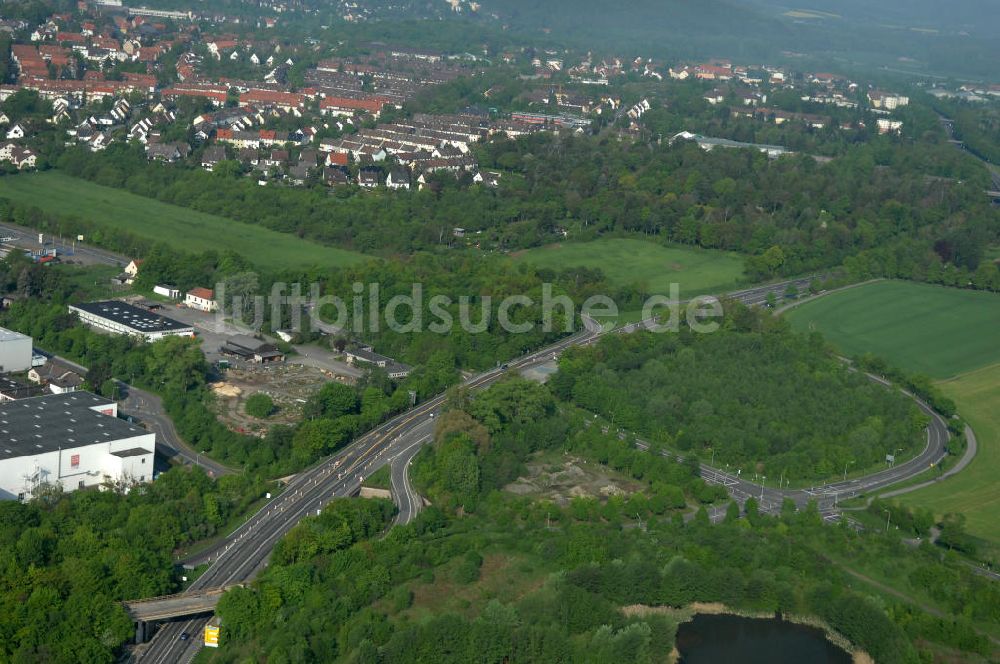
[68,300,194,342]
[0,392,156,501]
[0,327,32,373]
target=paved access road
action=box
[634,375,951,519]
[118,382,237,479]
[136,320,603,662]
[40,352,237,479]
[140,275,934,661]
[0,221,127,266]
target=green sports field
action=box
[0,171,368,269]
[786,280,1000,379]
[512,238,746,297]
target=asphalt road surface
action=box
[118,382,237,479]
[634,374,950,517]
[390,429,432,525]
[0,221,127,266]
[39,352,237,479]
[134,276,947,661]
[138,322,602,661]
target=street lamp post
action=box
[759,476,766,501]
[843,459,854,481]
[884,509,891,532]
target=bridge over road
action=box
[125,586,239,642]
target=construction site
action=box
[209,363,350,435]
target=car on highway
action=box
[180,632,189,641]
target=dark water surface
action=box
[676,613,852,664]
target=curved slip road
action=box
[138,275,950,659]
[138,322,602,661]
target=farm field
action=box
[900,364,1000,544]
[512,238,746,297]
[785,280,1000,545]
[785,280,1000,380]
[0,171,368,269]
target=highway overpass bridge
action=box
[125,586,239,643]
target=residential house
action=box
[287,161,311,184]
[357,168,381,188]
[323,166,349,186]
[5,123,26,139]
[28,358,84,394]
[123,259,143,285]
[146,142,190,162]
[185,287,218,312]
[201,145,227,171]
[472,170,501,187]
[385,167,411,190]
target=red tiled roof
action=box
[187,287,214,300]
[239,90,305,107]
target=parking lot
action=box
[162,303,362,379]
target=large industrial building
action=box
[0,391,156,500]
[0,326,32,373]
[68,300,195,342]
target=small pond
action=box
[676,613,852,664]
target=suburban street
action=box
[133,276,959,661]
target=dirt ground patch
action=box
[503,453,645,506]
[210,364,342,435]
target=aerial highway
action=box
[390,429,432,525]
[137,319,603,661]
[134,276,948,661]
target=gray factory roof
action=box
[70,301,193,334]
[0,392,150,459]
[0,326,30,343]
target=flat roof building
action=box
[68,300,194,342]
[0,391,156,500]
[0,326,32,373]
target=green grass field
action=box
[512,238,746,297]
[786,281,1000,379]
[900,364,1000,544]
[1,172,368,269]
[786,280,1000,544]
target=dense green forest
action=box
[550,312,926,481]
[208,377,999,664]
[0,468,264,662]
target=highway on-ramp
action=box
[134,276,949,660]
[136,320,603,662]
